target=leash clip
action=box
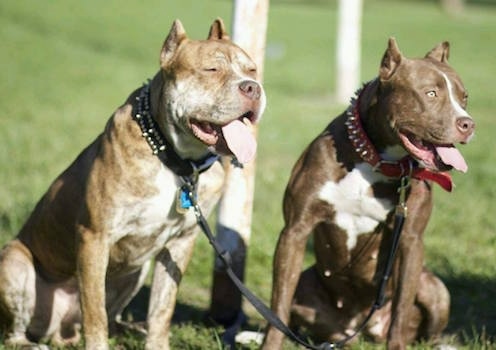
[396,176,410,218]
[177,163,200,215]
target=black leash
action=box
[181,173,410,349]
[135,78,410,348]
[181,175,333,350]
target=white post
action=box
[208,0,269,343]
[441,0,465,15]
[336,0,363,105]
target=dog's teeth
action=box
[414,136,423,145]
[242,117,255,133]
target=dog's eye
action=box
[204,68,218,72]
[245,65,257,75]
[426,90,437,98]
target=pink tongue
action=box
[221,119,257,164]
[436,146,468,173]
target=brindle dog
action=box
[0,19,265,350]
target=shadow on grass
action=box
[123,286,209,325]
[123,272,496,345]
[443,274,496,342]
[122,286,237,349]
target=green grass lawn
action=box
[1,0,495,349]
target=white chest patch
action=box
[107,167,194,264]
[318,163,394,250]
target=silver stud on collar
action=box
[134,81,167,155]
[345,86,379,165]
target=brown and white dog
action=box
[262,39,474,350]
[0,19,265,349]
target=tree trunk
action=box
[336,0,363,105]
[209,0,269,345]
[441,0,465,15]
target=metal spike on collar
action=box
[134,81,167,155]
[345,84,381,166]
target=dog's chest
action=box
[105,162,224,270]
[107,168,196,266]
[318,163,395,250]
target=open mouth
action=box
[398,131,468,173]
[190,111,257,164]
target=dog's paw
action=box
[5,338,50,350]
[435,345,457,350]
[235,330,264,346]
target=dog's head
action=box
[374,38,475,173]
[155,18,266,163]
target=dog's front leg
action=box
[77,226,110,350]
[146,229,197,350]
[262,222,313,349]
[387,180,433,350]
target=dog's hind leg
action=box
[290,266,351,343]
[106,261,152,336]
[416,268,450,340]
[0,239,37,346]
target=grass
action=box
[1,0,496,348]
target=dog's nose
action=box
[456,116,475,138]
[239,80,261,100]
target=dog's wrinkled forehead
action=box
[165,40,257,84]
[159,19,259,82]
[381,38,467,104]
[400,57,468,110]
[414,57,463,84]
[183,41,256,77]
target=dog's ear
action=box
[425,41,450,63]
[379,37,402,81]
[207,18,230,40]
[160,19,187,67]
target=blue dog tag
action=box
[180,188,192,209]
[176,186,195,214]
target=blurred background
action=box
[1,0,495,348]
